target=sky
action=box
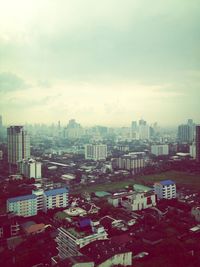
[0,0,200,127]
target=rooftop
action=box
[44,187,68,196]
[80,239,131,265]
[8,194,37,203]
[61,227,91,239]
[158,180,175,186]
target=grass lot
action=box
[140,171,200,190]
[73,171,200,193]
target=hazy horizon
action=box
[0,1,200,126]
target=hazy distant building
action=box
[151,144,169,156]
[7,126,30,172]
[196,125,200,162]
[64,119,83,139]
[113,152,145,174]
[18,158,42,179]
[0,115,2,128]
[190,143,196,159]
[138,119,149,140]
[85,144,107,161]
[0,150,3,160]
[130,121,138,139]
[178,120,195,143]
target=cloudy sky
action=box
[0,0,199,127]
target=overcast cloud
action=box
[0,0,199,126]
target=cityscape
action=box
[0,116,200,267]
[1,1,200,267]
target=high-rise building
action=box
[7,126,30,172]
[64,119,83,139]
[178,120,195,143]
[85,144,107,161]
[130,121,138,139]
[18,158,42,179]
[196,125,200,163]
[0,115,2,128]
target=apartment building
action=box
[154,180,176,200]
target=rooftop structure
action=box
[56,223,108,260]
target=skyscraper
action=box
[196,125,200,163]
[178,120,195,143]
[7,126,30,172]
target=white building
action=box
[113,152,145,173]
[32,189,44,211]
[7,194,38,217]
[190,143,196,159]
[43,188,68,212]
[7,187,69,217]
[121,191,156,211]
[18,158,42,179]
[154,180,176,200]
[85,144,107,161]
[7,126,30,172]
[55,223,108,260]
[151,144,169,156]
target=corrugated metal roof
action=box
[44,187,68,196]
[8,194,37,203]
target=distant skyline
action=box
[0,1,200,126]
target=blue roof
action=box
[44,187,68,197]
[8,194,37,203]
[159,180,175,186]
[79,218,91,228]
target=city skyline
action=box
[0,1,200,126]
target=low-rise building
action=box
[7,187,69,217]
[154,180,176,200]
[191,206,200,222]
[43,188,68,212]
[0,214,20,239]
[55,222,108,261]
[7,194,38,217]
[151,144,169,156]
[80,239,132,267]
[121,191,156,211]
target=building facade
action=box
[18,158,42,179]
[151,144,169,156]
[85,144,107,161]
[121,191,156,211]
[56,224,108,260]
[43,188,68,212]
[154,180,176,200]
[7,187,69,217]
[7,126,30,172]
[196,125,200,162]
[7,194,38,217]
[113,152,145,173]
